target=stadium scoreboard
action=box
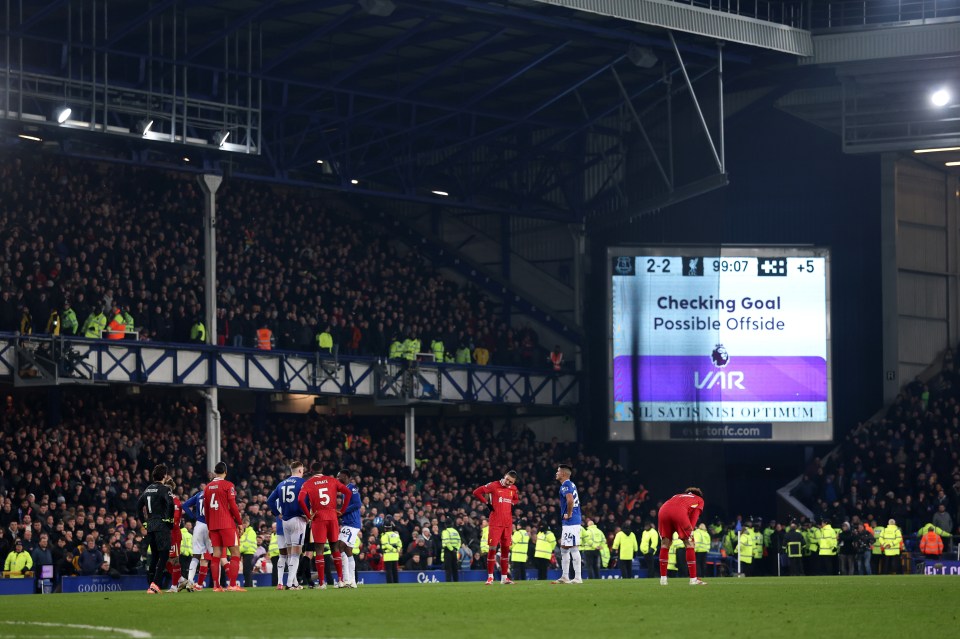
[608,247,832,442]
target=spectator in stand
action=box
[78,535,104,576]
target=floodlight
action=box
[137,119,154,136]
[56,107,72,124]
[931,89,951,107]
[213,130,230,147]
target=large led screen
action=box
[609,247,832,442]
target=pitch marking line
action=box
[0,621,151,638]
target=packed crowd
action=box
[0,391,648,583]
[0,153,553,367]
[791,349,960,542]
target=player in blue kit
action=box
[267,488,286,588]
[553,464,583,584]
[267,460,307,590]
[336,470,363,588]
[181,489,212,590]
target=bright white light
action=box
[18,134,42,142]
[56,107,71,124]
[183,157,191,163]
[931,89,951,107]
[350,179,359,185]
[431,190,449,197]
[764,467,772,471]
[139,119,154,136]
[946,161,960,167]
[914,146,960,154]
[216,130,230,147]
[316,160,324,164]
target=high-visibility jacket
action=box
[180,528,193,556]
[693,528,711,553]
[442,527,462,562]
[510,529,530,563]
[579,525,593,551]
[380,531,401,562]
[585,525,604,553]
[473,347,490,366]
[752,530,763,559]
[808,527,820,554]
[190,321,206,343]
[455,347,471,364]
[640,528,660,554]
[599,543,610,568]
[920,530,944,556]
[480,526,490,554]
[612,531,638,560]
[240,526,257,555]
[268,534,279,558]
[388,340,404,359]
[736,529,754,564]
[256,328,273,350]
[122,311,135,334]
[431,339,444,362]
[549,351,563,371]
[723,530,737,556]
[880,526,903,556]
[316,331,333,352]
[46,310,61,335]
[402,338,419,361]
[917,523,951,538]
[668,534,683,571]
[61,308,78,334]
[3,550,33,577]
[534,531,556,560]
[872,527,884,555]
[818,525,838,556]
[106,311,126,340]
[83,312,107,338]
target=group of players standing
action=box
[138,458,708,592]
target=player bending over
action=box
[472,470,519,585]
[657,487,707,586]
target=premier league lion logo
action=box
[710,344,729,368]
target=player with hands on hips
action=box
[472,470,520,585]
[553,464,583,584]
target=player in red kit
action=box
[162,477,188,592]
[203,461,244,592]
[472,470,519,585]
[297,461,352,590]
[657,487,707,585]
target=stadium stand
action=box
[0,153,551,368]
[791,350,960,543]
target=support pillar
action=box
[405,406,416,472]
[199,173,223,473]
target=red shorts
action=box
[311,517,339,545]
[209,528,238,548]
[658,506,693,541]
[169,538,181,559]
[487,525,511,552]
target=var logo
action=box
[693,371,745,390]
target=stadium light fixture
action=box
[136,119,154,136]
[931,88,951,107]
[183,157,191,163]
[914,146,960,154]
[946,161,960,167]
[431,190,449,197]
[213,129,230,147]
[316,160,324,164]
[350,179,359,185]
[17,134,42,142]
[55,106,72,124]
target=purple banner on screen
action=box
[613,355,827,402]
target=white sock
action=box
[340,552,351,583]
[188,557,199,582]
[287,554,300,587]
[349,555,356,583]
[571,548,582,580]
[560,548,570,577]
[277,555,287,587]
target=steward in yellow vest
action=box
[818,521,838,575]
[441,522,462,582]
[533,526,556,581]
[510,526,531,580]
[380,524,402,583]
[692,523,711,578]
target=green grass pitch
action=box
[2,577,958,638]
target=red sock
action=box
[197,563,208,587]
[659,547,670,577]
[210,556,221,586]
[228,556,241,587]
[686,547,697,579]
[333,553,343,582]
[315,555,325,583]
[500,556,510,577]
[168,559,181,584]
[487,549,497,576]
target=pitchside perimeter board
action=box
[608,246,832,442]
